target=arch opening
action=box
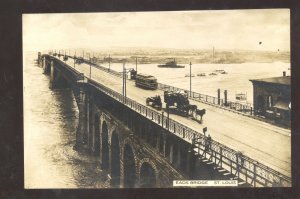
[101,121,109,169]
[94,114,100,156]
[111,131,120,187]
[123,144,136,188]
[140,162,156,188]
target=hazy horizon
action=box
[23,9,290,53]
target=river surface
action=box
[24,51,290,188]
[101,61,290,104]
[24,52,109,188]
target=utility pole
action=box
[89,54,92,78]
[93,52,94,64]
[122,62,127,98]
[109,54,111,71]
[122,62,124,96]
[74,51,76,69]
[135,57,138,72]
[212,46,215,63]
[190,61,192,97]
[167,104,170,131]
[124,62,126,97]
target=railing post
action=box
[217,89,220,105]
[224,90,228,106]
[253,164,256,187]
[174,123,176,134]
[236,153,240,180]
[162,112,164,127]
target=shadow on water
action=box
[42,87,110,188]
[27,56,109,188]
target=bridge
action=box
[37,52,291,188]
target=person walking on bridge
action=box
[205,134,212,152]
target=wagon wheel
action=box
[198,114,203,124]
[188,108,194,116]
[192,111,197,120]
[157,105,162,111]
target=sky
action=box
[23,9,290,52]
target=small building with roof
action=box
[249,73,290,127]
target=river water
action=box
[24,51,290,188]
[101,61,290,104]
[24,52,109,188]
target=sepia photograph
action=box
[23,9,291,188]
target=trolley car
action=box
[135,73,158,90]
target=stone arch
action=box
[93,113,100,156]
[101,121,109,169]
[123,143,137,188]
[110,130,121,187]
[139,159,158,188]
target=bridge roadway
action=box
[62,57,291,177]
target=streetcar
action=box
[135,73,158,90]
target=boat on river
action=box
[158,58,185,68]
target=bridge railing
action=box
[46,55,84,80]
[86,77,291,187]
[157,83,254,116]
[77,57,254,116]
[49,55,290,187]
[80,59,123,78]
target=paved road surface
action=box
[63,58,291,177]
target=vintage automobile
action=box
[75,57,84,64]
[146,95,162,110]
[145,90,206,123]
[165,90,206,119]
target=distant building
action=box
[250,73,291,127]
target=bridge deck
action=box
[63,57,291,177]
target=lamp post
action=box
[136,57,138,72]
[64,50,66,63]
[167,104,170,131]
[89,54,92,78]
[92,52,94,64]
[123,62,127,97]
[190,61,192,97]
[74,51,76,69]
[108,54,111,71]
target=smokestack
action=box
[283,71,286,76]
